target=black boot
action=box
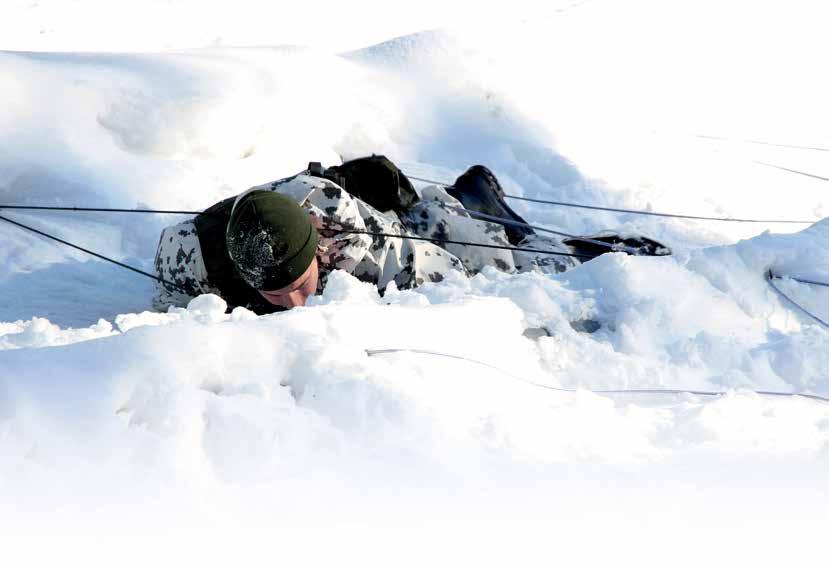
[562,232,672,261]
[447,165,535,246]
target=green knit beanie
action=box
[226,190,319,291]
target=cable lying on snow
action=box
[767,270,829,330]
[0,213,191,293]
[366,348,829,404]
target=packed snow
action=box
[2,0,829,566]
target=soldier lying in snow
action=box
[152,156,667,314]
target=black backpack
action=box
[308,155,420,213]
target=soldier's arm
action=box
[303,180,372,273]
[261,173,372,273]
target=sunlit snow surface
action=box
[2,0,829,566]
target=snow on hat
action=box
[226,190,319,291]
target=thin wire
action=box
[753,161,829,183]
[366,348,829,403]
[405,174,816,224]
[682,134,829,183]
[767,270,829,330]
[694,134,829,153]
[0,205,202,215]
[0,208,593,297]
[367,348,571,392]
[2,173,820,226]
[0,213,190,293]
[336,229,593,260]
[788,275,829,288]
[444,205,643,254]
[0,201,607,255]
[407,175,453,187]
[3,203,824,300]
[503,195,817,224]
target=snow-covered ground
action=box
[2,0,829,566]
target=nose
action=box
[280,289,309,308]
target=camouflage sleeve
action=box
[152,219,217,311]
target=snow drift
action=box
[2,0,829,566]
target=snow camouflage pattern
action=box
[152,171,578,312]
[153,220,220,309]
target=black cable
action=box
[753,161,829,183]
[502,195,817,224]
[0,210,593,297]
[7,199,812,226]
[404,175,817,224]
[766,270,829,330]
[0,213,190,293]
[694,134,829,153]
[0,205,202,215]
[769,271,829,289]
[4,204,821,290]
[335,229,593,260]
[788,275,829,288]
[0,202,589,259]
[407,175,453,187]
[446,205,645,254]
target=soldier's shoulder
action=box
[262,174,349,205]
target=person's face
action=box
[258,257,319,309]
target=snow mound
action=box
[2,0,829,560]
